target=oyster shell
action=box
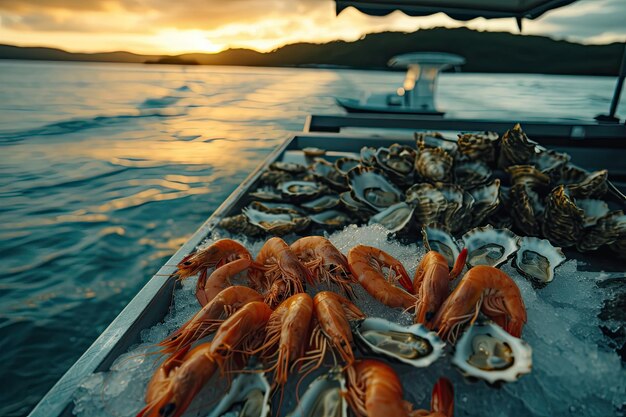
[334,157,360,176]
[242,207,310,235]
[498,123,538,169]
[280,180,324,201]
[311,158,348,189]
[302,195,341,213]
[566,169,608,199]
[360,146,377,166]
[249,201,301,215]
[286,368,347,417]
[374,144,416,186]
[513,236,565,284]
[354,317,445,368]
[468,179,501,227]
[506,165,550,189]
[249,186,282,201]
[260,170,294,187]
[437,183,465,228]
[339,191,376,219]
[415,146,454,183]
[309,210,352,229]
[577,199,610,227]
[529,148,570,176]
[218,214,264,237]
[206,367,271,417]
[462,226,519,268]
[509,184,542,236]
[577,210,626,252]
[405,183,446,227]
[348,166,403,211]
[421,225,461,268]
[454,160,492,189]
[415,131,459,154]
[303,147,326,157]
[368,202,415,233]
[542,185,584,247]
[457,131,499,163]
[270,161,307,174]
[452,322,532,384]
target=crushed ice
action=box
[73,225,625,417]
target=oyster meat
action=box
[206,367,271,417]
[513,236,566,284]
[353,317,445,368]
[368,202,415,233]
[462,226,519,268]
[280,180,324,201]
[348,166,403,211]
[286,368,347,417]
[452,322,532,384]
[421,225,461,268]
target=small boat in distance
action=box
[336,52,465,115]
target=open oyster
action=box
[302,195,341,213]
[513,236,566,284]
[309,210,353,229]
[280,180,324,201]
[462,226,520,268]
[348,166,403,211]
[452,322,532,384]
[270,161,307,174]
[368,202,414,233]
[218,214,264,237]
[421,225,461,268]
[353,317,445,368]
[249,186,282,201]
[242,207,310,235]
[375,144,416,182]
[334,157,360,176]
[311,158,348,189]
[286,368,347,417]
[206,367,271,417]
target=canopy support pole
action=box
[596,43,626,123]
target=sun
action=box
[154,29,226,54]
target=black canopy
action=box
[335,0,579,21]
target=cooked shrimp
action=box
[304,291,365,376]
[138,343,218,417]
[158,286,263,355]
[347,359,454,417]
[256,237,312,307]
[255,293,313,387]
[413,249,467,327]
[348,245,416,310]
[195,258,257,306]
[209,300,273,366]
[291,236,356,298]
[433,265,527,343]
[176,239,252,280]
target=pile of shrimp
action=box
[138,236,528,417]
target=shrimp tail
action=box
[431,377,454,417]
[450,248,468,279]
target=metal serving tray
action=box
[29,129,625,417]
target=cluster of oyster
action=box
[218,125,625,255]
[423,224,566,285]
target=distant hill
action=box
[1,28,624,75]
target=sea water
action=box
[1,60,624,416]
[72,226,625,417]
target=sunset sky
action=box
[1,0,625,55]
